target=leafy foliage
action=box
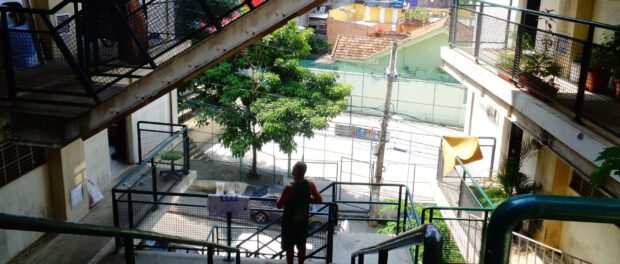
[591,147,620,187]
[181,20,350,176]
[497,138,540,196]
[308,37,330,57]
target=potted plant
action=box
[518,10,563,99]
[586,45,612,93]
[603,26,620,101]
[519,47,563,99]
[496,48,515,81]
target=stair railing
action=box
[350,223,443,264]
[484,195,620,264]
[0,212,241,264]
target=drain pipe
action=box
[484,195,620,264]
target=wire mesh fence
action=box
[113,189,336,262]
[450,1,620,136]
[414,207,492,264]
[0,0,270,105]
[186,118,451,202]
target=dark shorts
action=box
[281,223,308,251]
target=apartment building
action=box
[441,0,620,263]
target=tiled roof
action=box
[331,35,395,59]
[331,17,449,60]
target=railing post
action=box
[574,25,595,122]
[378,250,388,264]
[357,255,364,264]
[474,2,485,61]
[1,10,17,104]
[479,210,490,263]
[151,160,158,209]
[396,186,402,235]
[207,247,214,264]
[127,191,134,229]
[449,0,457,47]
[403,188,409,230]
[326,203,336,264]
[226,212,232,262]
[123,236,136,264]
[112,190,121,251]
[183,128,190,174]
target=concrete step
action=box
[100,251,327,264]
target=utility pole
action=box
[374,41,398,185]
[370,42,397,223]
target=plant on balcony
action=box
[519,11,563,98]
[403,7,429,25]
[496,49,515,80]
[603,25,620,101]
[590,146,620,187]
[586,45,613,93]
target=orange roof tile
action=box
[331,35,395,60]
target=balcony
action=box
[0,0,324,147]
[447,0,620,138]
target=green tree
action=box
[181,20,351,176]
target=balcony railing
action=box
[0,0,267,107]
[511,232,590,264]
[449,0,620,137]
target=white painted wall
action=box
[127,90,178,164]
[0,165,52,263]
[84,129,112,190]
[464,91,508,177]
[311,69,467,128]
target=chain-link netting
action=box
[1,0,270,105]
[114,190,334,260]
[450,2,620,136]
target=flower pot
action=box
[586,70,611,93]
[615,79,620,102]
[519,75,557,102]
[497,69,513,82]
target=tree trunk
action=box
[251,145,258,177]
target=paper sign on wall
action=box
[70,183,84,209]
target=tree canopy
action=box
[180,20,351,176]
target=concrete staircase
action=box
[5,0,326,147]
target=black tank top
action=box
[282,180,310,227]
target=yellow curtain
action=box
[442,136,483,175]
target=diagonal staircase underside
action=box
[3,0,325,147]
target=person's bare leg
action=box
[286,248,294,264]
[297,244,306,264]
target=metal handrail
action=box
[484,195,620,264]
[475,0,620,31]
[0,213,241,264]
[351,224,442,264]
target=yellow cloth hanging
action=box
[442,136,483,175]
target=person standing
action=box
[276,161,323,264]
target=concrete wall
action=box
[377,30,448,71]
[127,90,178,164]
[463,91,509,176]
[0,165,52,263]
[84,129,112,190]
[559,189,620,264]
[312,69,467,127]
[327,17,375,44]
[532,149,620,264]
[48,139,89,221]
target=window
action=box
[0,141,46,188]
[569,172,611,198]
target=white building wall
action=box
[0,165,52,263]
[127,90,178,164]
[84,129,112,190]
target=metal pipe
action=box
[484,195,620,264]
